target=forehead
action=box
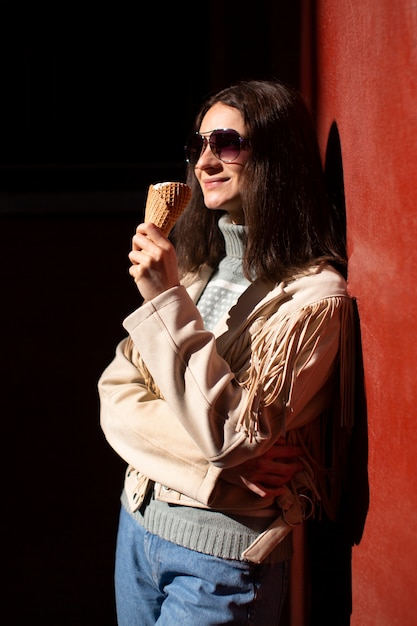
[199,102,246,135]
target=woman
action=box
[99,79,355,625]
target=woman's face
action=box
[194,102,250,224]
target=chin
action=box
[208,198,236,211]
[204,200,225,211]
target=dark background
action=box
[2,6,302,625]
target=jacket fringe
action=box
[232,296,355,520]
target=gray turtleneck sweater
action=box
[195,215,250,330]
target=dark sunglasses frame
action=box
[185,128,251,165]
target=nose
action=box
[195,141,220,168]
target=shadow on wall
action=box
[325,122,348,263]
[304,122,370,626]
[325,120,369,544]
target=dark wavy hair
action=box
[172,79,346,283]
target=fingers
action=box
[128,223,171,275]
[272,455,304,473]
[240,476,288,498]
[240,461,301,494]
[236,440,304,498]
[130,223,172,258]
[269,437,303,460]
[254,453,304,477]
[127,223,180,301]
[136,222,172,244]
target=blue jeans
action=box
[115,505,289,625]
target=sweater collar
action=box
[218,214,247,259]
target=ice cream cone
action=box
[144,181,191,236]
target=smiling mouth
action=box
[204,178,229,186]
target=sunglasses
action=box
[184,128,251,166]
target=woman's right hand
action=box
[128,223,180,301]
[221,437,304,498]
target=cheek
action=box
[234,169,247,190]
[194,170,204,188]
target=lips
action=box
[203,177,229,189]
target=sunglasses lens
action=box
[185,134,204,165]
[185,129,246,165]
[210,130,241,162]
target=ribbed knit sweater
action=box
[121,215,292,563]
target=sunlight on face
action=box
[194,103,250,224]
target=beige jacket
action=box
[99,262,354,562]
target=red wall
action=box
[300,1,417,624]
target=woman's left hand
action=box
[128,223,180,301]
[221,437,304,498]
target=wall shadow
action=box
[325,121,348,264]
[304,122,370,625]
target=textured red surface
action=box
[300,1,417,624]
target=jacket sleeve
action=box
[118,283,350,468]
[98,336,222,503]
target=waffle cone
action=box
[144,182,191,236]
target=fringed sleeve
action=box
[234,295,356,519]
